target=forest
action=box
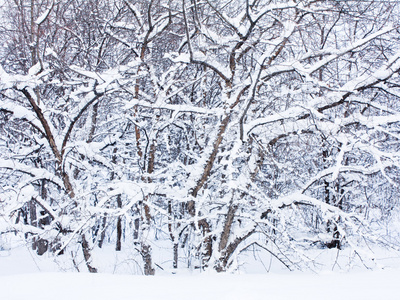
[1,0,400,275]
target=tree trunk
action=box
[141,242,155,275]
[81,234,98,273]
[98,215,107,248]
[116,195,122,251]
[219,203,238,252]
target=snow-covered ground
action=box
[1,270,400,300]
[1,246,400,300]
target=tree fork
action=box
[186,114,231,267]
[21,88,75,198]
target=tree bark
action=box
[116,195,122,251]
[141,243,155,275]
[81,234,98,273]
[219,203,238,252]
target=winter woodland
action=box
[1,0,400,275]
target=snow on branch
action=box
[34,1,54,26]
[0,158,64,188]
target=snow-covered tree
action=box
[1,0,400,274]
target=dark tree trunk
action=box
[116,195,122,251]
[98,215,107,248]
[81,234,98,273]
[141,243,155,275]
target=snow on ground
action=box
[1,246,400,300]
[1,270,400,300]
